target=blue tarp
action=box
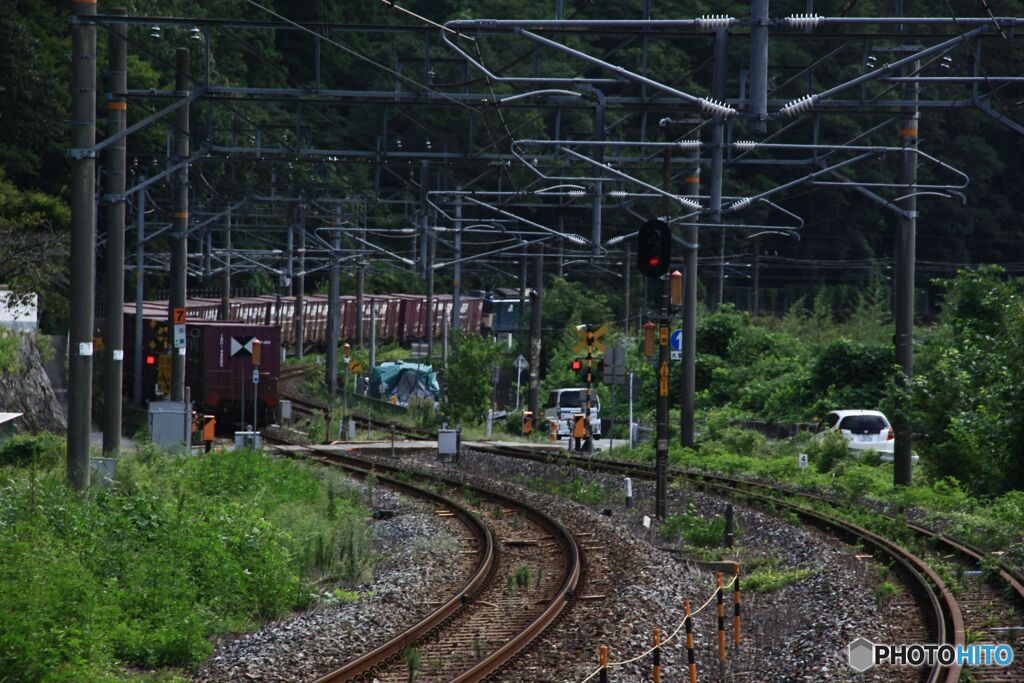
[369,361,440,405]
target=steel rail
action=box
[472,443,970,683]
[304,447,581,682]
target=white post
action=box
[515,365,523,411]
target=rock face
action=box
[0,332,66,434]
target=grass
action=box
[659,505,733,549]
[0,434,370,682]
[743,567,815,593]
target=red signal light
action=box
[647,256,660,267]
[571,359,582,371]
[145,355,156,366]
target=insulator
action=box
[780,94,816,117]
[784,13,823,29]
[567,189,586,197]
[678,196,703,211]
[609,190,627,198]
[676,140,701,151]
[696,14,735,31]
[727,197,753,212]
[732,140,758,151]
[700,98,736,118]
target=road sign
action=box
[230,336,254,357]
[173,307,186,325]
[671,350,682,361]
[252,369,260,384]
[603,346,627,385]
[573,324,608,353]
[173,324,186,349]
[798,453,809,470]
[514,354,529,370]
[349,359,363,374]
[670,329,684,352]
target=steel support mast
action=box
[169,47,190,402]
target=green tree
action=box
[441,333,501,424]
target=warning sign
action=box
[230,336,255,357]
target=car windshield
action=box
[838,415,888,434]
[558,391,598,410]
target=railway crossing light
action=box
[670,270,683,306]
[643,321,656,357]
[145,354,156,366]
[571,358,583,372]
[636,218,671,279]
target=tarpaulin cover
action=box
[369,361,440,405]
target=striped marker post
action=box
[733,564,742,650]
[684,599,698,683]
[716,572,727,680]
[599,644,609,683]
[652,627,661,683]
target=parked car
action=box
[815,409,896,460]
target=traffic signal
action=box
[145,355,156,366]
[571,359,583,372]
[636,218,671,278]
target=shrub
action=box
[810,430,849,473]
[0,432,65,468]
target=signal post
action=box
[572,323,606,453]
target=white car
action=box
[815,410,895,460]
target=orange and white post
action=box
[599,644,609,683]
[652,627,661,683]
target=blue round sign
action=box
[670,329,684,352]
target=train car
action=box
[123,306,280,428]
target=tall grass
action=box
[0,435,370,681]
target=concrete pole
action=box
[518,251,527,332]
[452,196,462,332]
[355,224,365,347]
[752,245,760,316]
[425,214,435,358]
[68,0,98,490]
[681,144,700,447]
[102,8,127,457]
[220,207,231,320]
[295,210,305,359]
[326,226,340,397]
[369,299,377,371]
[557,214,565,277]
[624,244,631,335]
[169,47,189,403]
[749,0,769,134]
[133,178,145,405]
[894,60,919,487]
[711,29,727,310]
[528,243,543,418]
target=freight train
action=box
[123,303,281,427]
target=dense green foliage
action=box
[440,333,503,423]
[0,437,369,681]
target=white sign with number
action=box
[798,453,809,469]
[252,369,260,384]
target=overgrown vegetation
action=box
[0,435,370,681]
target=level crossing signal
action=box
[636,218,671,278]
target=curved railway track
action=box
[283,445,581,682]
[468,443,1024,683]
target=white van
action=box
[543,388,601,439]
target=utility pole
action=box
[681,142,700,447]
[711,29,727,311]
[655,149,671,519]
[452,196,462,332]
[220,207,231,320]
[749,0,769,134]
[624,244,631,335]
[295,208,305,359]
[133,177,145,405]
[68,0,98,490]
[355,223,366,347]
[326,221,340,397]
[102,7,127,458]
[169,47,189,403]
[528,243,543,417]
[425,214,435,359]
[894,59,919,487]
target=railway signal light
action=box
[571,359,583,372]
[145,354,156,366]
[636,219,671,279]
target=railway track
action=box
[281,444,581,682]
[469,443,1024,682]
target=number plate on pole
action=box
[252,369,260,384]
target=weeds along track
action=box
[470,443,1023,683]
[292,446,581,682]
